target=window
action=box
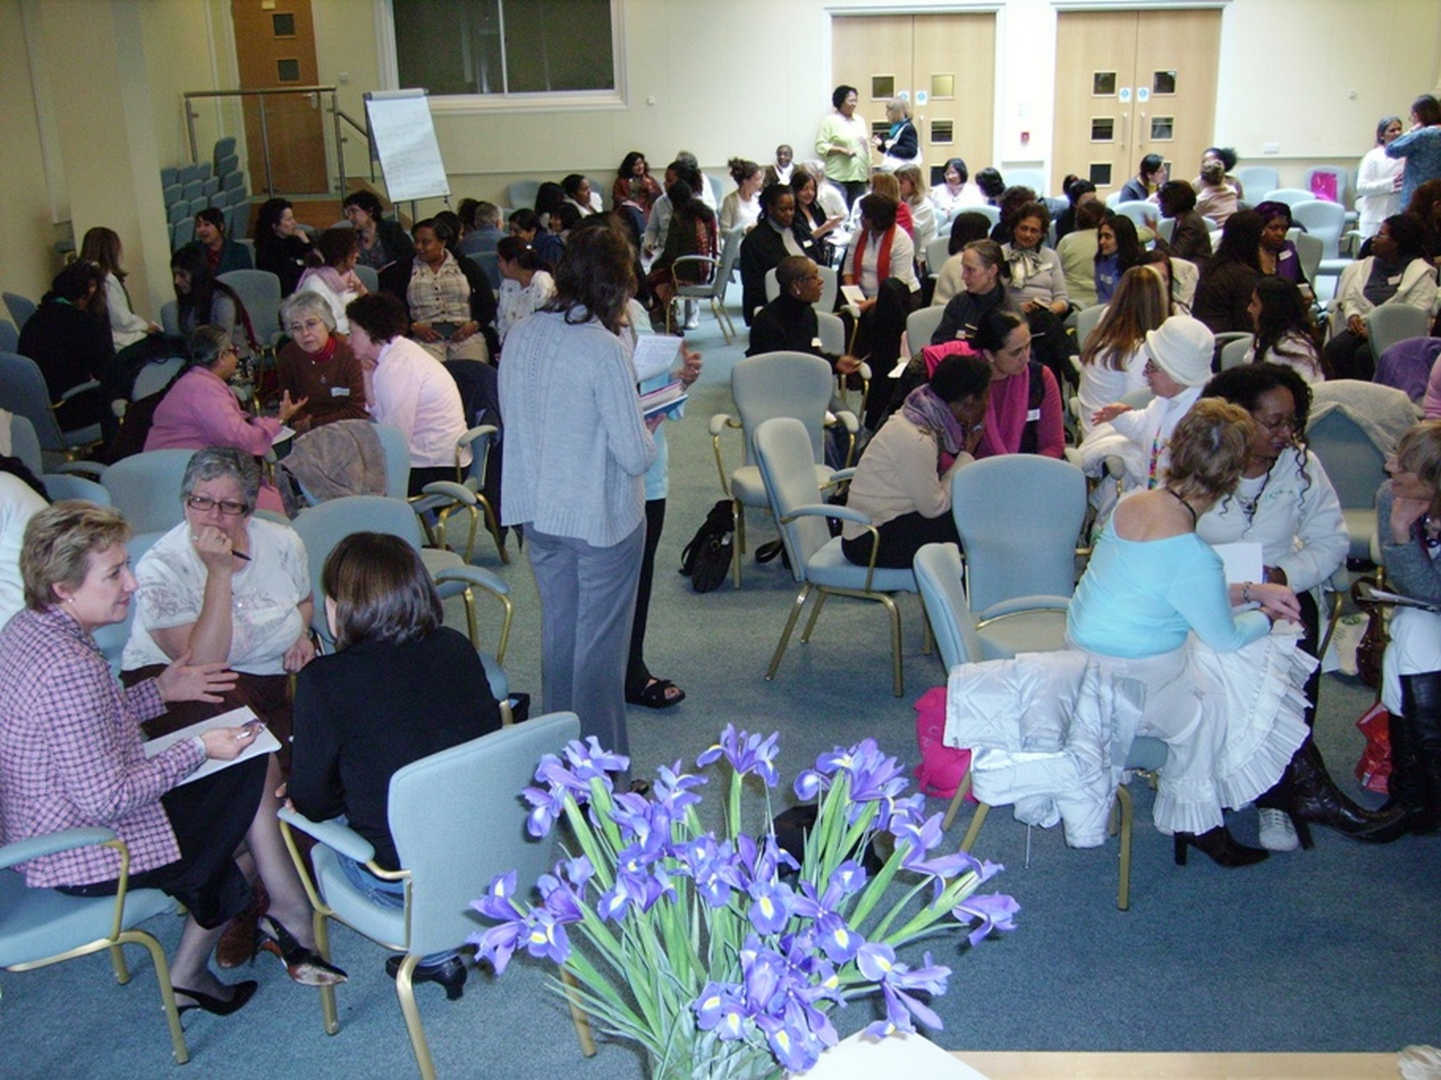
[1092,71,1116,96]
[871,121,890,140]
[1090,118,1115,142]
[1088,162,1112,186]
[931,119,954,144]
[930,74,954,100]
[272,13,296,37]
[1150,116,1174,140]
[871,75,895,100]
[389,0,618,100]
[276,59,301,82]
[1153,70,1176,95]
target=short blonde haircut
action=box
[1396,420,1441,512]
[869,171,901,202]
[895,163,924,200]
[1165,398,1256,502]
[21,501,131,611]
[886,97,911,122]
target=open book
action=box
[142,706,280,787]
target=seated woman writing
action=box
[121,449,316,761]
[290,531,501,998]
[842,352,989,569]
[1068,399,1312,866]
[0,502,342,1019]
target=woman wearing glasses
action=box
[1197,365,1404,851]
[146,325,308,514]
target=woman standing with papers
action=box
[0,502,343,1021]
[500,220,656,781]
[1196,365,1403,850]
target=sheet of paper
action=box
[840,284,866,307]
[631,335,680,384]
[142,705,281,787]
[640,384,688,418]
[1211,540,1263,585]
[271,425,296,445]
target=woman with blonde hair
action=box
[895,163,936,259]
[1076,265,1168,437]
[875,97,919,170]
[1069,398,1312,866]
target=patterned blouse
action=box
[406,251,473,327]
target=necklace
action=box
[1167,487,1197,526]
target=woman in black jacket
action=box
[738,182,816,325]
[254,198,317,297]
[17,261,115,435]
[931,239,1012,345]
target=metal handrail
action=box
[334,107,377,183]
[183,85,368,196]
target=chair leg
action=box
[109,942,130,984]
[943,767,974,831]
[800,589,830,643]
[122,929,190,1065]
[766,584,812,680]
[561,969,598,1057]
[921,616,934,656]
[315,912,340,1036]
[880,593,904,697]
[732,500,746,588]
[1115,784,1135,911]
[461,587,479,650]
[1316,588,1345,667]
[393,954,437,1080]
[960,802,990,853]
[478,496,509,565]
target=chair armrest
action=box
[277,807,376,864]
[0,826,118,871]
[54,460,107,479]
[434,564,509,597]
[781,503,872,528]
[978,595,1072,621]
[708,413,738,438]
[462,423,498,443]
[56,379,101,407]
[672,255,720,275]
[830,409,859,434]
[828,467,858,483]
[857,362,872,381]
[419,480,476,505]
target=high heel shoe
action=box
[173,980,258,1016]
[385,954,467,1001]
[1173,826,1269,868]
[257,915,348,986]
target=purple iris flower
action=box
[536,862,588,924]
[561,736,629,781]
[793,767,826,801]
[755,1007,822,1073]
[520,783,567,838]
[696,724,781,787]
[855,943,951,1037]
[894,813,981,885]
[953,892,1021,946]
[653,761,707,811]
[672,835,744,908]
[693,981,749,1040]
[747,877,794,935]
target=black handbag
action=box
[679,500,734,593]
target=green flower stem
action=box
[563,797,615,891]
[588,776,625,852]
[825,800,877,881]
[882,870,983,945]
[727,769,742,839]
[562,950,645,1032]
[846,840,905,929]
[868,874,928,941]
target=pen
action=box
[232,550,252,562]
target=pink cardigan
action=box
[145,367,286,512]
[975,365,1065,459]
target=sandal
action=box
[626,678,686,710]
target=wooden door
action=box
[831,15,912,173]
[231,0,327,194]
[1051,9,1220,199]
[831,13,996,185]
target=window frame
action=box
[376,0,627,114]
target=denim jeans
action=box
[337,855,456,967]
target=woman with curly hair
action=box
[1198,363,1405,850]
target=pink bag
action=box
[1308,172,1339,203]
[1354,702,1392,795]
[920,338,980,378]
[913,686,974,800]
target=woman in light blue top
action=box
[1069,398,1310,867]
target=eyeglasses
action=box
[1255,415,1297,434]
[185,494,250,516]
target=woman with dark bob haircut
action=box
[289,531,500,998]
[499,219,656,783]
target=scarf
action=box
[297,265,350,295]
[981,369,1032,456]
[901,384,967,471]
[1005,246,1046,291]
[309,334,338,366]
[851,226,893,287]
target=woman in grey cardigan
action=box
[1378,420,1441,833]
[498,220,656,773]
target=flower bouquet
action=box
[470,724,1018,1079]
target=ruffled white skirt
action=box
[1090,627,1314,835]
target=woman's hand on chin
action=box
[192,524,238,573]
[156,649,239,703]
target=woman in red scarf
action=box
[274,291,367,434]
[843,195,921,392]
[972,308,1064,458]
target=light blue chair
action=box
[906,304,945,349]
[353,264,379,294]
[504,179,543,210]
[97,449,195,534]
[407,425,507,565]
[372,423,412,500]
[131,356,185,402]
[0,351,103,462]
[1234,166,1279,197]
[277,712,594,1080]
[6,414,107,507]
[0,319,17,353]
[1074,303,1106,352]
[913,541,1166,910]
[1366,303,1431,366]
[288,495,512,694]
[1113,200,1157,231]
[1258,187,1313,208]
[1291,200,1345,260]
[217,269,283,347]
[667,227,745,342]
[974,203,1001,227]
[0,827,189,1064]
[754,416,920,696]
[710,352,856,588]
[159,300,180,337]
[473,251,501,292]
[171,218,194,251]
[1219,334,1254,370]
[1303,165,1350,208]
[3,292,37,329]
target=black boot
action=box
[1290,739,1407,842]
[1392,673,1441,833]
[1173,826,1268,867]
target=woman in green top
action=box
[1068,399,1310,867]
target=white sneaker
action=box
[1258,807,1299,852]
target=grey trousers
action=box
[526,521,645,763]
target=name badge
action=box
[810,338,823,349]
[331,387,350,397]
[1387,274,1402,286]
[1026,408,1042,422]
